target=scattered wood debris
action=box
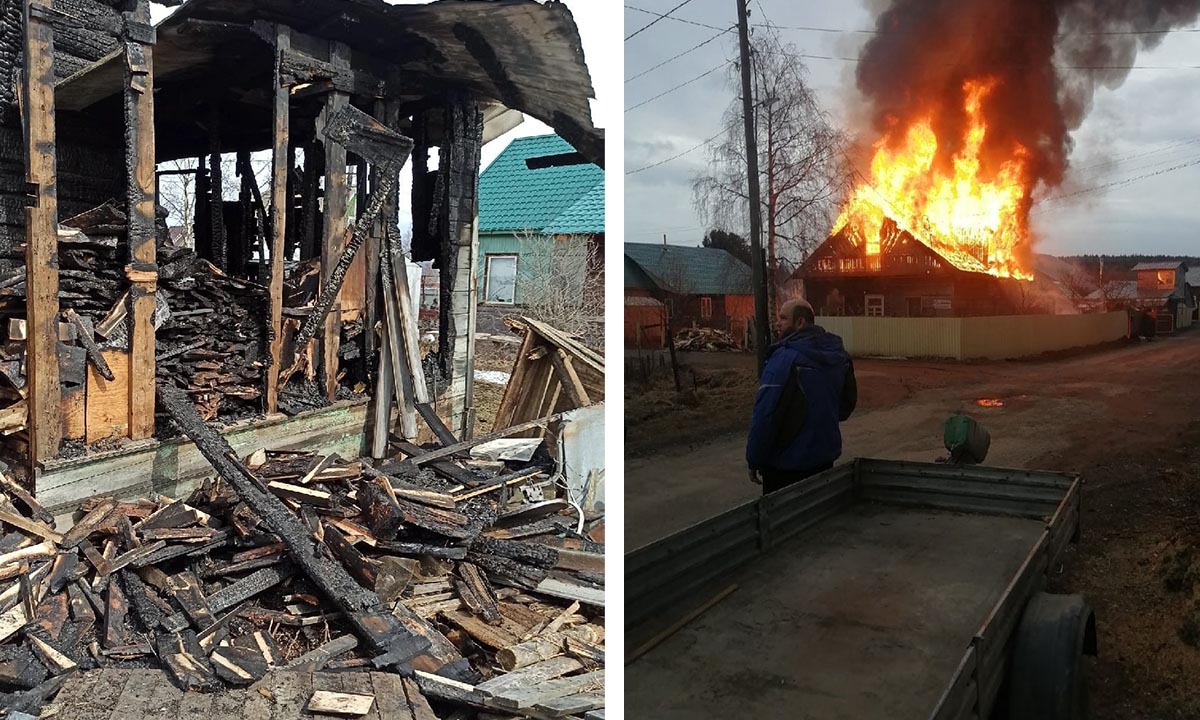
[673,326,740,352]
[0,389,604,717]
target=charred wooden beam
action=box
[292,106,413,355]
[456,562,501,626]
[266,24,291,415]
[124,0,157,441]
[155,383,429,665]
[160,564,291,633]
[23,0,63,464]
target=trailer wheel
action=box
[1007,592,1097,720]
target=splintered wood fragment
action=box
[415,402,458,447]
[27,634,76,674]
[285,633,358,671]
[135,501,206,531]
[373,541,467,560]
[394,497,472,539]
[453,469,543,501]
[103,576,127,648]
[297,453,340,485]
[161,650,220,692]
[47,553,79,594]
[356,478,402,540]
[552,548,605,575]
[534,689,605,717]
[66,583,95,623]
[82,543,111,576]
[60,499,118,547]
[534,578,604,608]
[498,636,567,671]
[0,540,56,570]
[549,348,591,407]
[392,486,458,510]
[137,527,217,542]
[564,636,605,666]
[475,656,585,697]
[441,610,520,650]
[456,562,502,625]
[0,603,26,643]
[541,601,581,637]
[64,309,114,381]
[0,475,53,525]
[412,670,485,707]
[105,541,167,576]
[167,571,214,629]
[203,553,284,578]
[322,525,378,587]
[210,644,268,685]
[160,565,291,633]
[233,630,282,668]
[267,480,334,508]
[18,573,33,621]
[488,670,605,711]
[307,690,375,716]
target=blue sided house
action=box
[476,134,604,306]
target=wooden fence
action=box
[818,311,1129,360]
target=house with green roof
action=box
[624,242,755,346]
[476,134,604,306]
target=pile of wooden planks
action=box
[0,411,603,716]
[493,317,604,442]
[154,244,268,423]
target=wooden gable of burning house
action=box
[802,220,955,279]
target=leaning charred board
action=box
[155,383,430,667]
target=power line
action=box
[626,126,732,175]
[626,0,700,41]
[625,59,733,113]
[1070,136,1200,173]
[626,26,735,83]
[1037,155,1200,209]
[625,4,726,32]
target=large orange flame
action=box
[834,78,1033,279]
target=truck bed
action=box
[627,460,1081,719]
[628,493,1061,719]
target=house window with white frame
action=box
[700,296,713,319]
[484,254,518,304]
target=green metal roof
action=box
[544,182,605,235]
[479,134,604,234]
[624,242,753,295]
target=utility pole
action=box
[736,0,771,372]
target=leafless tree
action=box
[516,231,604,344]
[158,159,197,247]
[693,29,852,306]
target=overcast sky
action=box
[624,1,1200,257]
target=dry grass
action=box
[624,365,759,457]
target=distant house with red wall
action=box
[624,242,754,347]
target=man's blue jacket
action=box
[746,325,857,473]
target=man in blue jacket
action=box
[746,298,857,494]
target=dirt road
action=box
[627,331,1200,718]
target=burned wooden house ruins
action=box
[0,0,606,716]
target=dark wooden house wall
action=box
[806,274,1016,318]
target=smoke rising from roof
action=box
[856,0,1200,190]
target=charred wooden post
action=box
[156,383,430,666]
[319,41,352,401]
[208,101,225,272]
[266,25,291,415]
[436,96,483,439]
[23,0,62,463]
[293,106,412,354]
[123,0,157,441]
[300,139,321,262]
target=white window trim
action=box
[484,254,519,305]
